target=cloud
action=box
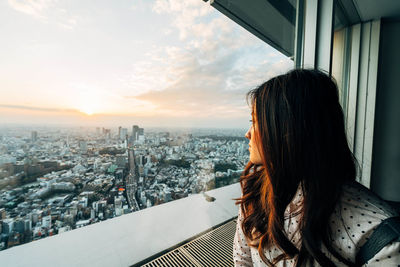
[0,104,78,113]
[127,47,293,119]
[2,0,293,128]
[7,0,81,30]
[124,48,241,117]
[117,0,294,122]
[58,17,78,30]
[7,0,52,20]
[153,0,211,16]
[153,0,214,40]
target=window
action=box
[0,0,293,252]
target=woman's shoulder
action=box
[340,180,398,219]
[326,180,399,264]
[335,180,398,235]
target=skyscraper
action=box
[31,131,38,142]
[138,128,144,136]
[79,140,87,154]
[132,125,139,141]
[138,128,145,143]
[0,208,6,220]
[120,128,128,140]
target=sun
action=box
[81,107,94,116]
[77,101,99,116]
[76,91,100,116]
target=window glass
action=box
[0,0,293,251]
[210,0,298,57]
[332,1,351,113]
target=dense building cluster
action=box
[0,126,248,251]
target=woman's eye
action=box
[249,120,253,123]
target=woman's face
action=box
[245,107,263,165]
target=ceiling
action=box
[353,0,400,21]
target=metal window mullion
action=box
[315,0,334,73]
[354,21,371,185]
[302,0,334,72]
[302,0,318,68]
[361,19,381,188]
[347,23,361,152]
[354,20,381,188]
[295,0,305,67]
[341,26,351,118]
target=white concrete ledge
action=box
[0,183,241,267]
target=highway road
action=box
[126,148,140,211]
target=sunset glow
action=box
[0,0,292,128]
[80,108,94,116]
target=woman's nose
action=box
[245,128,251,139]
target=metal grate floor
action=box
[140,219,237,267]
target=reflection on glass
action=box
[332,1,351,113]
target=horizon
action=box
[0,123,249,132]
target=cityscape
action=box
[0,125,248,251]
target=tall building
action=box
[138,128,144,136]
[0,208,6,219]
[114,196,123,210]
[42,216,51,229]
[132,125,139,141]
[137,128,145,143]
[2,219,14,235]
[120,128,128,140]
[103,128,111,139]
[14,219,25,234]
[115,155,127,168]
[31,131,38,142]
[24,219,32,232]
[79,140,87,154]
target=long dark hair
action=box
[236,69,357,266]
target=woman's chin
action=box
[249,158,262,165]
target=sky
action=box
[0,0,293,129]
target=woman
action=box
[233,69,399,266]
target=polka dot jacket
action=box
[233,181,400,266]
